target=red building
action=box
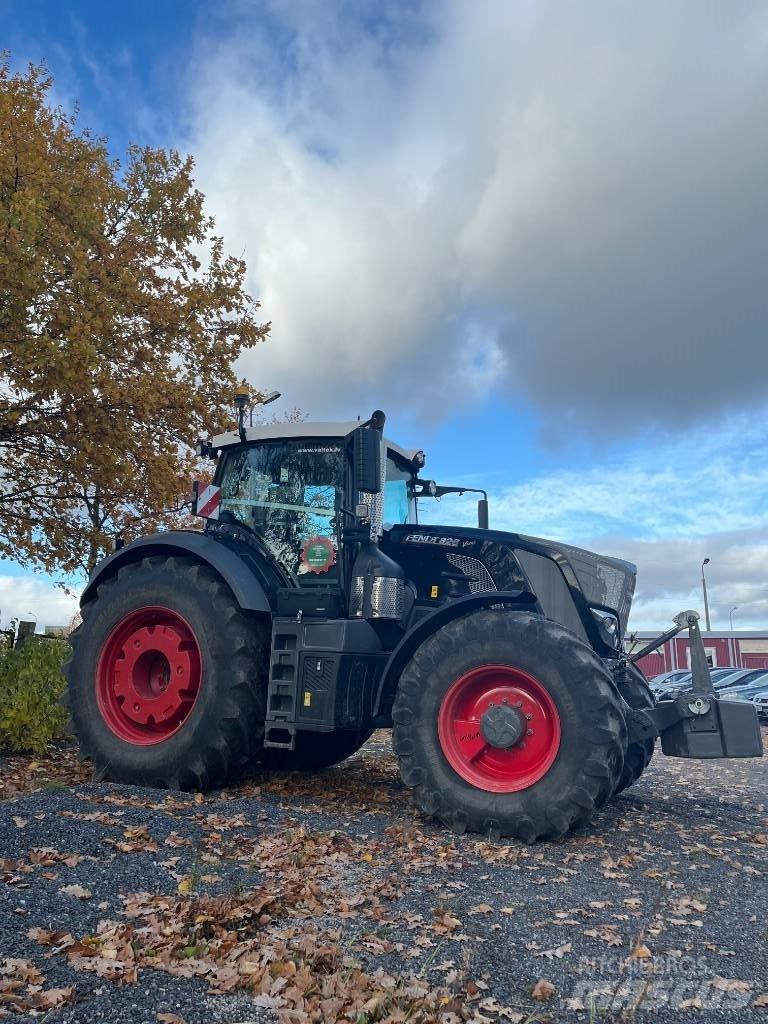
[632,631,768,678]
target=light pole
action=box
[701,558,711,632]
[729,606,738,631]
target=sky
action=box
[2,0,767,633]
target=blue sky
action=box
[2,0,768,632]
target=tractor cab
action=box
[204,415,426,606]
[204,413,493,619]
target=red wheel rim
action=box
[437,665,561,792]
[96,606,202,745]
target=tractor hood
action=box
[383,524,637,645]
[517,532,637,638]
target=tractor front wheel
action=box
[393,609,626,842]
[614,662,656,794]
[64,556,269,791]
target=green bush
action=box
[0,638,70,755]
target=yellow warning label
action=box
[430,585,439,598]
[303,691,312,707]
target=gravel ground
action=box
[1,731,766,1023]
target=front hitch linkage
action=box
[630,610,763,758]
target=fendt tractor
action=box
[65,399,763,842]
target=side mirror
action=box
[477,498,489,530]
[353,426,382,493]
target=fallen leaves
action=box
[29,866,476,1019]
[536,942,572,960]
[583,924,623,946]
[59,883,92,900]
[432,909,462,934]
[0,957,75,1014]
[0,749,90,801]
[104,823,159,854]
[26,847,87,869]
[531,978,556,1002]
[5,728,768,1022]
[711,976,753,992]
[629,942,653,960]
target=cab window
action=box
[218,441,344,583]
[384,456,416,528]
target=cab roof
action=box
[211,421,422,465]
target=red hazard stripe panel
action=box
[196,485,221,520]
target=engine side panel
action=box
[513,549,588,643]
[381,526,529,602]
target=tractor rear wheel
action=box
[392,609,625,842]
[64,556,269,791]
[260,730,373,772]
[614,662,655,794]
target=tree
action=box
[0,57,270,574]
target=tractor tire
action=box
[392,609,626,842]
[64,556,269,791]
[614,662,655,794]
[260,730,373,772]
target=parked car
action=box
[752,691,768,721]
[720,670,768,699]
[650,672,692,697]
[710,668,755,687]
[710,667,743,682]
[653,668,756,703]
[650,667,739,690]
[650,670,695,687]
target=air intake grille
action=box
[446,553,497,594]
[555,542,636,636]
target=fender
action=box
[80,532,272,613]
[373,589,540,719]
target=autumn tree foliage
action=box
[0,57,269,573]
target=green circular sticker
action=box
[300,535,336,574]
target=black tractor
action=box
[65,406,763,842]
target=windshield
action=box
[384,455,417,528]
[217,440,345,583]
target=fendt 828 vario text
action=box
[65,404,763,842]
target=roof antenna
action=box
[234,384,250,443]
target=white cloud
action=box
[0,575,80,632]
[182,1,768,428]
